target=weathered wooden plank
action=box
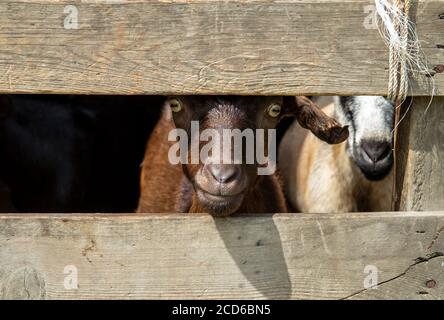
[395,97,444,211]
[0,212,443,299]
[0,0,442,95]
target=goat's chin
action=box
[359,165,393,181]
[194,189,244,217]
[354,158,393,181]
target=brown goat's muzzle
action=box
[194,163,249,216]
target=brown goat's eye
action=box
[267,103,281,118]
[168,98,182,113]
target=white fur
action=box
[334,96,394,158]
[279,96,394,213]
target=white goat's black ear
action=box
[285,96,349,144]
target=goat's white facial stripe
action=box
[334,96,394,146]
[353,96,394,144]
[333,96,395,180]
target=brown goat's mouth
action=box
[200,190,242,201]
[195,187,245,216]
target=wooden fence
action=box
[0,0,443,299]
[0,0,442,95]
[0,212,444,299]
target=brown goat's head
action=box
[166,96,348,216]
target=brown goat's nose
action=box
[207,164,240,184]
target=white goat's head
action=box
[334,96,395,180]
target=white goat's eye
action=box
[168,99,182,113]
[267,103,281,118]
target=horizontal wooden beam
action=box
[0,0,442,95]
[1,212,444,299]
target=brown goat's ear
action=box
[285,96,349,144]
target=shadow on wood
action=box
[214,217,291,299]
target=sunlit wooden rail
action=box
[0,0,442,95]
[0,212,443,299]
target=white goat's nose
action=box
[361,140,391,163]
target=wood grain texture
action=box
[1,212,444,299]
[396,97,444,211]
[0,0,442,95]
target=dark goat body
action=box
[137,96,348,216]
[0,95,162,212]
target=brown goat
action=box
[137,96,348,216]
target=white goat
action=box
[279,96,395,213]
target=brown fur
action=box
[137,107,288,215]
[293,96,349,144]
[137,96,348,215]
